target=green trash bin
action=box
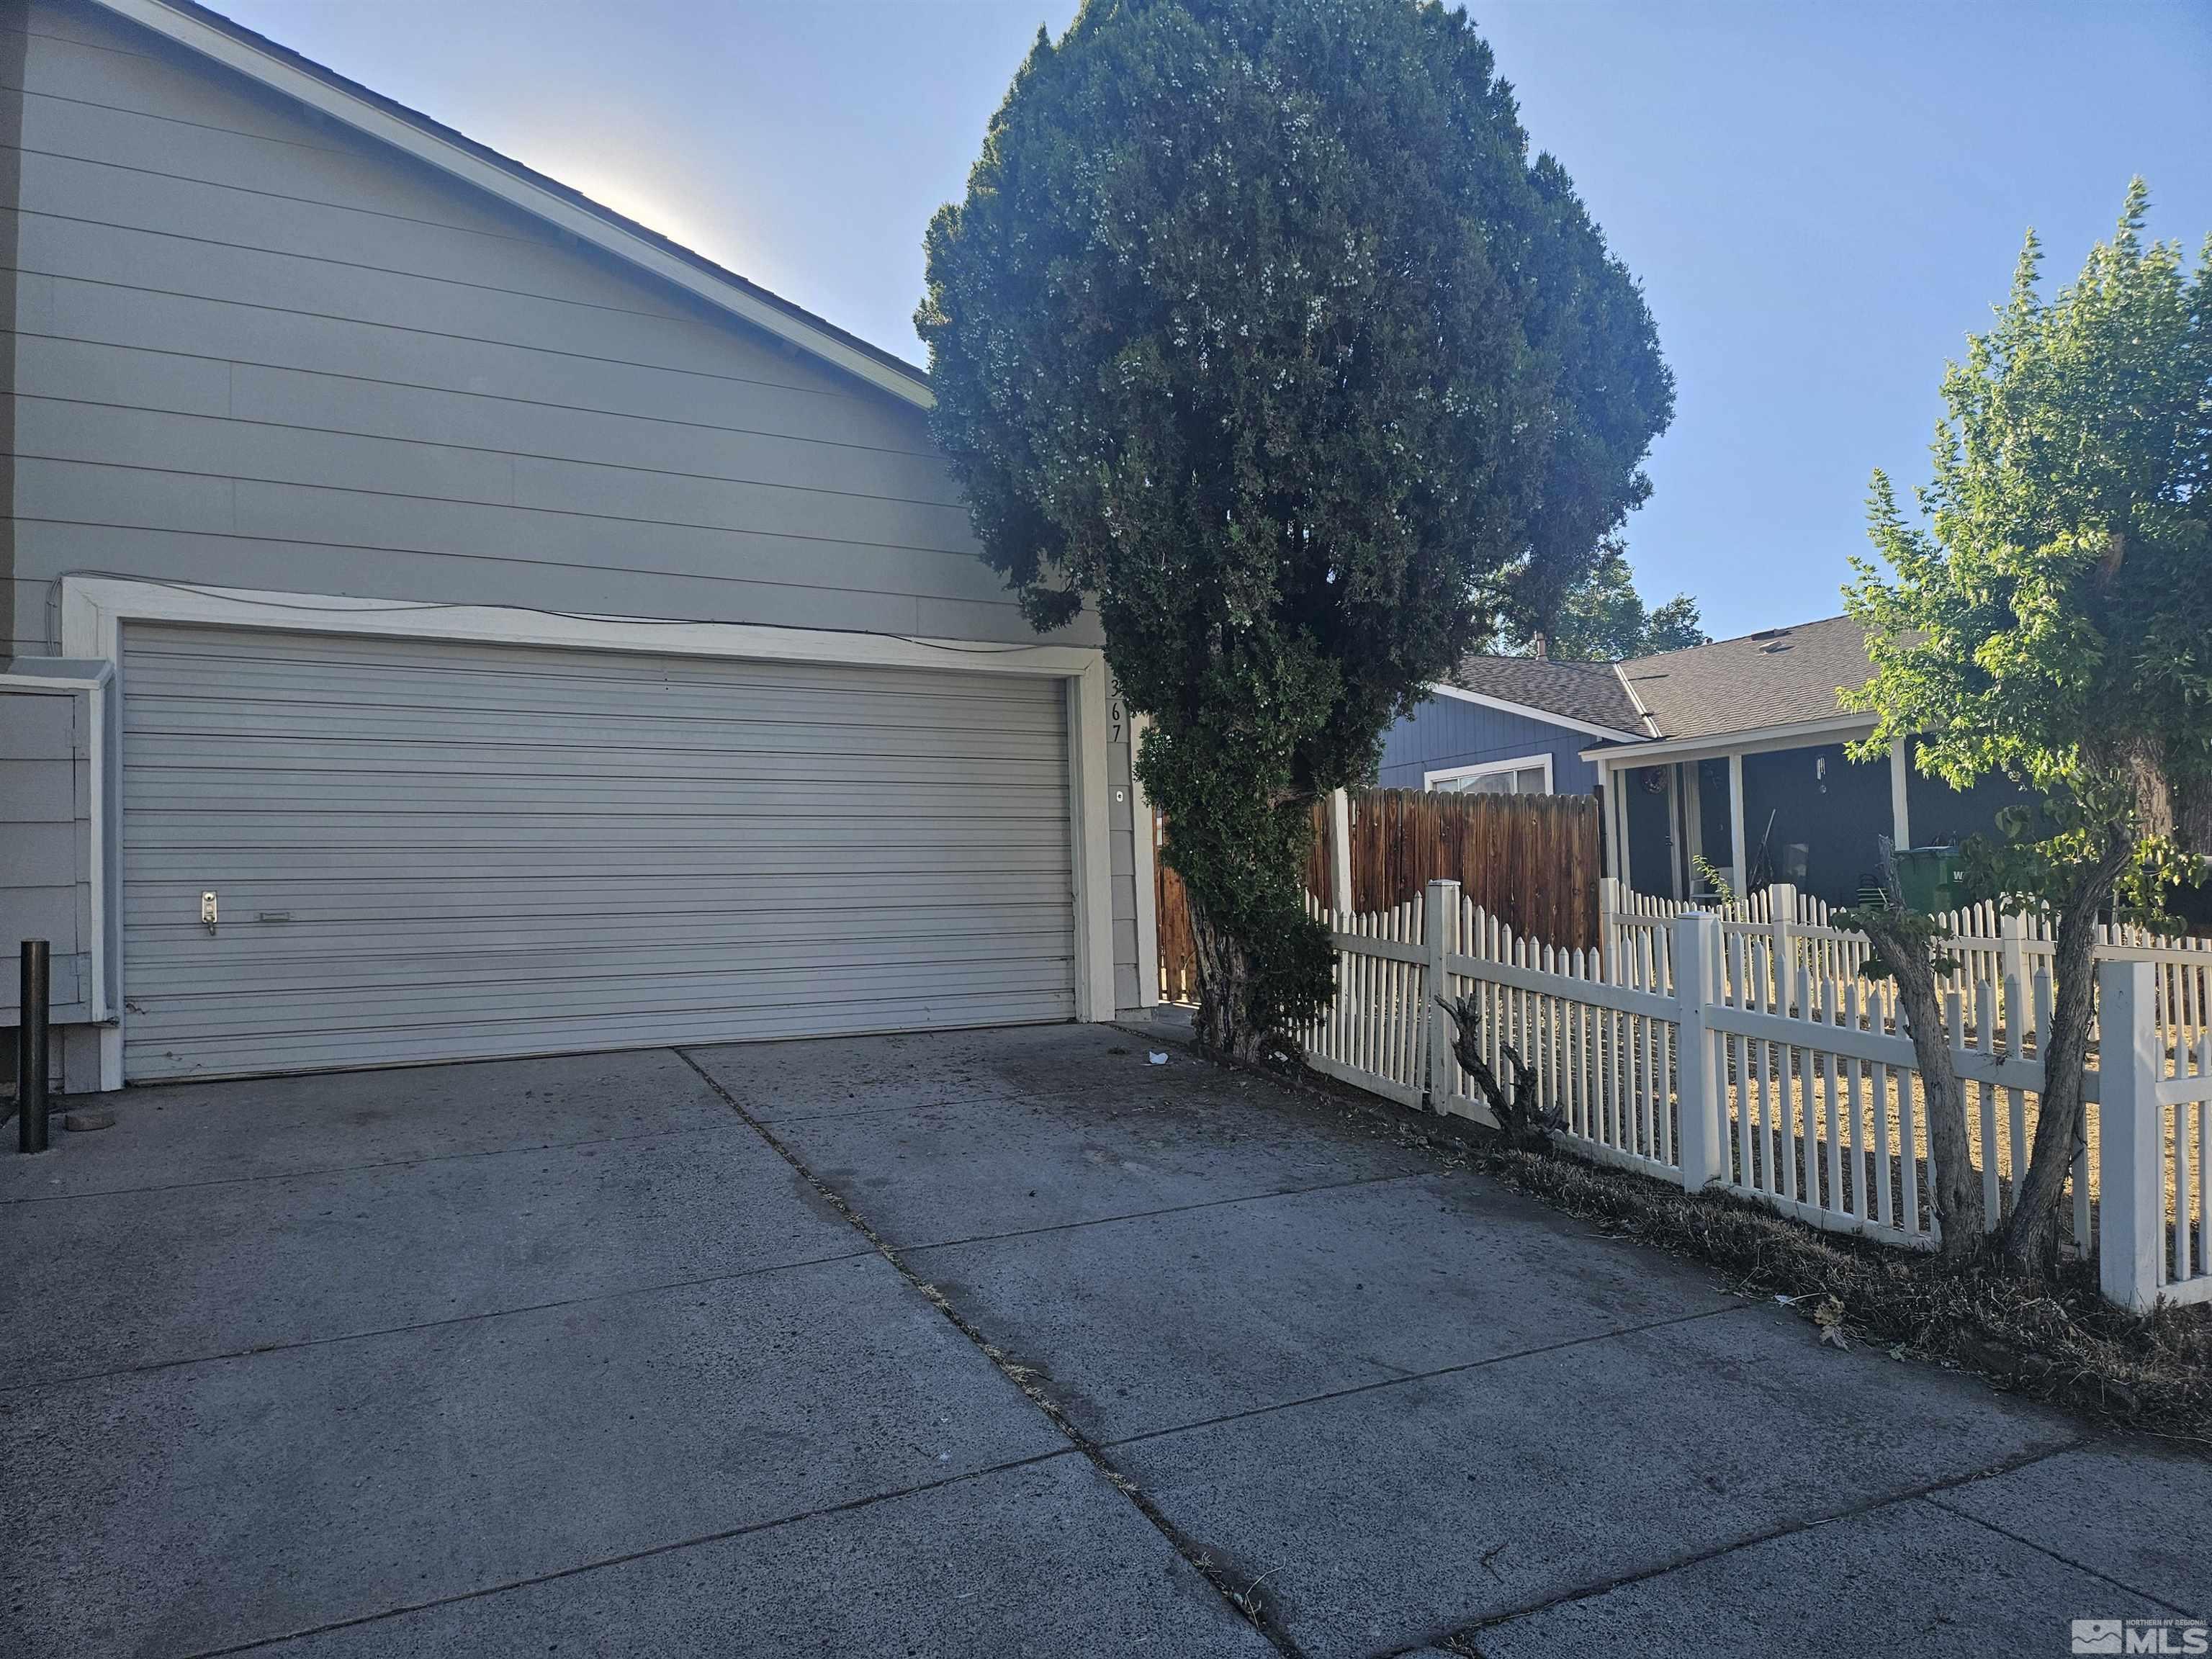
[1892,845,1964,914]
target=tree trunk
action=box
[1187,890,1262,1061]
[1858,910,1984,1257]
[1995,851,2128,1273]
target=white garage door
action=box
[120,624,1077,1081]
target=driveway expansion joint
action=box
[0,1119,758,1206]
[892,1166,1434,1255]
[1926,1480,2203,1617]
[171,1448,1084,1659]
[673,1045,1311,1659]
[1096,1301,1754,1452]
[6,1243,879,1393]
[1410,1432,2105,1654]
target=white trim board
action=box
[91,0,934,410]
[1614,667,1659,740]
[0,670,112,1038]
[1128,709,1160,1009]
[1424,681,1645,742]
[1575,712,1877,769]
[60,576,1121,1079]
[60,577,1100,679]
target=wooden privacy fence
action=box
[1302,878,2212,1313]
[1307,789,1598,949]
[1155,845,1199,1006]
[1155,788,1600,1003]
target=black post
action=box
[17,939,49,1154]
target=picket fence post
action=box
[1766,883,1797,1013]
[2098,959,2166,1312]
[1672,909,1727,1191]
[1598,875,1621,983]
[1424,878,1460,1112]
[1999,912,2028,1038]
[1328,788,1355,916]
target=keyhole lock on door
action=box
[201,891,218,935]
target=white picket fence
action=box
[1601,877,2212,1053]
[1300,893,1430,1110]
[1301,881,2212,1312]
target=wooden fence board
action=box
[1155,789,1599,1004]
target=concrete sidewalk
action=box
[3,1024,2206,1657]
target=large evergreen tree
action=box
[918,0,1673,1054]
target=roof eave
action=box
[1606,660,1661,739]
[1423,680,1647,743]
[1578,711,1879,768]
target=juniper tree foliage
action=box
[1844,180,2212,1269]
[917,0,1672,1053]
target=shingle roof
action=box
[1433,616,1879,747]
[1617,615,1875,742]
[1440,655,1646,734]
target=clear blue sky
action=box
[217,1,2211,640]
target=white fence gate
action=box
[1302,880,2212,1313]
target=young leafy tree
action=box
[1838,885,1986,1259]
[1845,180,2212,1271]
[917,0,1672,1055]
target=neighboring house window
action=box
[1424,755,1554,795]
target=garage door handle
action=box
[257,912,293,923]
[201,891,217,935]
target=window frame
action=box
[1421,752,1555,796]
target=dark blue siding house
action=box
[1378,655,1643,795]
[1377,698,1606,794]
[1381,618,2034,912]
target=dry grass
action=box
[1462,1136,2212,1443]
[1542,1025,2212,1253]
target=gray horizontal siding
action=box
[0,685,93,1022]
[4,1,1098,652]
[17,287,967,501]
[1377,692,1604,793]
[15,400,984,565]
[7,0,1138,1021]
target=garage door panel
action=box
[132,990,1081,1080]
[127,848,1075,889]
[125,675,1070,742]
[133,959,1078,1046]
[125,925,1079,991]
[122,624,1079,1080]
[123,768,1072,812]
[125,899,1075,950]
[120,873,1076,927]
[125,744,1067,784]
[127,638,1066,724]
[122,707,1069,766]
[132,948,1079,1020]
[125,827,1074,863]
[125,814,1073,853]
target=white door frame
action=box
[62,576,1120,1084]
[1128,709,1160,1008]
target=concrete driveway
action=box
[3,1023,2207,1658]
